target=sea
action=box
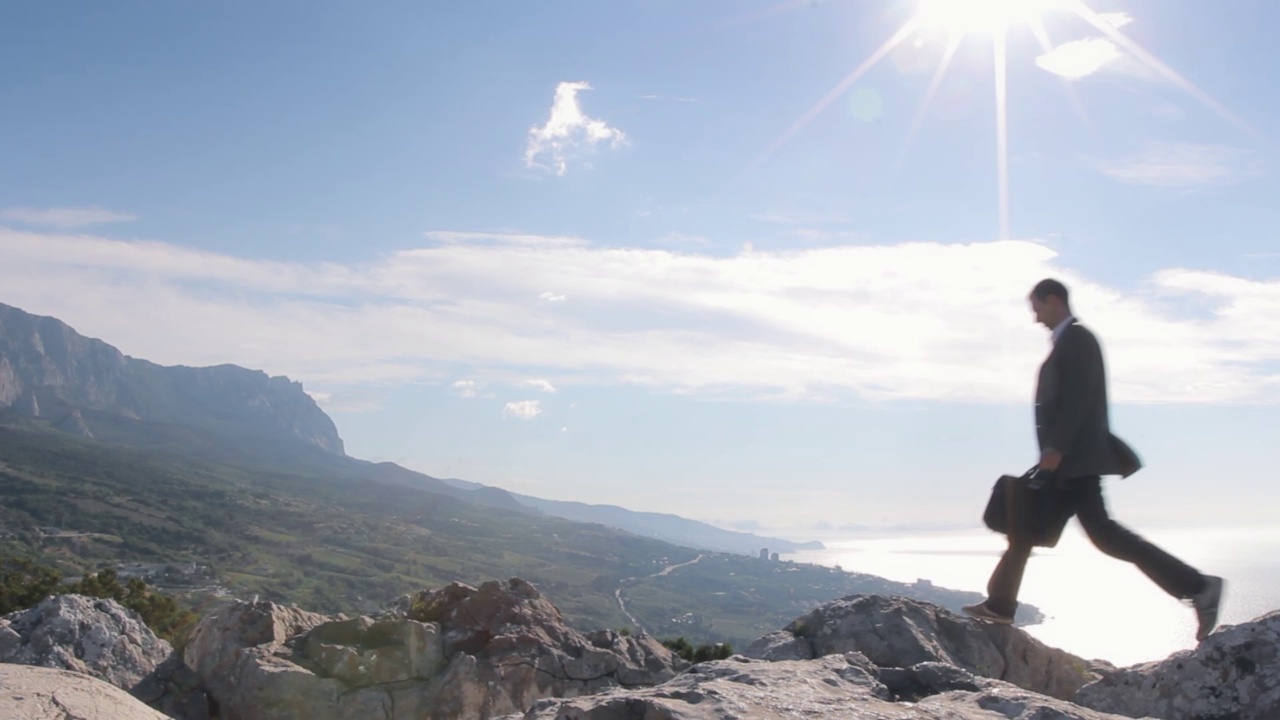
[780,523,1280,667]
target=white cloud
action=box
[1097,142,1264,188]
[540,292,568,302]
[452,379,485,398]
[1,227,1277,406]
[1096,12,1135,30]
[503,400,542,420]
[306,390,332,404]
[1036,38,1121,79]
[523,379,557,393]
[0,205,136,229]
[524,81,627,176]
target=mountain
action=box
[445,477,821,555]
[0,303,344,455]
[0,301,819,556]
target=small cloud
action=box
[1036,38,1121,79]
[1097,11,1135,30]
[502,400,542,420]
[560,426,568,433]
[452,379,485,398]
[1097,142,1264,189]
[523,379,557,393]
[306,390,332,404]
[540,291,567,302]
[0,205,136,229]
[525,81,627,176]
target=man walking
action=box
[963,279,1224,641]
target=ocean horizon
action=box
[780,523,1280,667]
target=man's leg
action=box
[965,540,1032,622]
[1070,476,1223,639]
[985,541,1033,618]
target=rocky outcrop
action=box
[1075,609,1280,720]
[53,407,93,437]
[0,664,175,720]
[0,301,344,454]
[507,653,1138,720]
[0,594,172,690]
[0,593,210,718]
[183,578,687,720]
[746,594,1102,701]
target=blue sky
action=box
[2,0,1277,537]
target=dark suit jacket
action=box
[1035,319,1142,479]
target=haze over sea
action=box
[781,523,1280,667]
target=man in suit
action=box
[963,278,1224,641]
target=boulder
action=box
[0,593,171,690]
[746,593,1100,700]
[0,593,211,718]
[507,653,1140,720]
[184,578,687,720]
[0,663,175,719]
[1075,609,1280,720]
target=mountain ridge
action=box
[0,301,821,555]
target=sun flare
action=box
[915,0,1068,34]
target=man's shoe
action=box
[1191,575,1224,642]
[962,601,1014,625]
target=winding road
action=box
[615,554,704,633]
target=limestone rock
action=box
[0,663,175,720]
[1075,609,1280,720]
[746,593,1100,700]
[185,579,687,720]
[507,654,1138,720]
[183,596,329,708]
[0,593,171,690]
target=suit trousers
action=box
[986,475,1206,617]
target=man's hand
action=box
[1039,448,1063,472]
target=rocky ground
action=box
[1,581,1277,719]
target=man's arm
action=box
[1041,328,1102,469]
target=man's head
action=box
[1029,278,1071,329]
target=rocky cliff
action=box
[0,302,344,455]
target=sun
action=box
[916,0,1067,35]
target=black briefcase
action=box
[983,467,1070,548]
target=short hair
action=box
[1030,278,1069,305]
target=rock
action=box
[53,407,93,437]
[1075,610,1280,720]
[185,578,687,720]
[746,594,1099,700]
[0,593,172,690]
[507,653,1138,720]
[0,663,175,719]
[183,596,330,709]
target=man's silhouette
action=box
[964,278,1224,641]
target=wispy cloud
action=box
[1097,142,1264,188]
[502,400,542,420]
[1,227,1277,406]
[522,379,557,393]
[452,379,486,398]
[0,205,136,229]
[1096,12,1135,30]
[524,81,627,176]
[1036,38,1121,79]
[539,292,567,302]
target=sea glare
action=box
[780,523,1280,667]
